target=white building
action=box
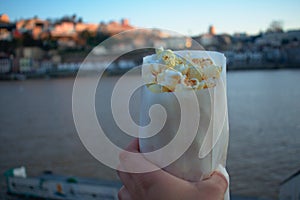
[0,58,11,73]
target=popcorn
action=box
[142,63,169,84]
[147,84,170,93]
[186,66,203,81]
[160,49,177,67]
[174,64,189,75]
[143,48,222,93]
[192,58,213,67]
[202,65,222,80]
[157,69,182,91]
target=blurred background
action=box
[0,0,299,199]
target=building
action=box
[0,14,10,23]
[16,18,49,39]
[255,30,300,47]
[23,47,45,60]
[0,56,11,74]
[0,14,16,41]
[98,19,134,35]
[75,22,98,33]
[19,58,33,73]
[209,25,216,35]
[51,21,76,37]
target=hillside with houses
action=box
[0,13,300,79]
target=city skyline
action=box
[1,0,300,35]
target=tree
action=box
[72,14,77,23]
[267,20,284,33]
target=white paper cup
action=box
[139,50,230,199]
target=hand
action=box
[117,139,228,200]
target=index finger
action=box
[124,138,140,153]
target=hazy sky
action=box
[1,0,299,35]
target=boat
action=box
[4,166,122,200]
[279,169,300,200]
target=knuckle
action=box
[214,173,228,193]
[205,172,228,194]
[210,180,227,194]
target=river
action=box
[0,69,299,199]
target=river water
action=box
[0,69,299,199]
